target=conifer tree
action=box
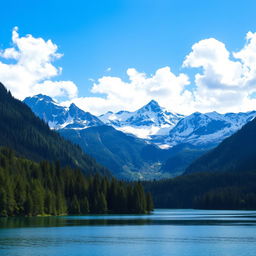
[0,147,153,216]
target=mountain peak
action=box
[0,82,9,99]
[147,99,159,107]
[34,94,55,103]
[0,82,7,91]
[69,102,80,110]
[68,102,88,117]
[139,99,161,112]
[116,110,130,115]
[24,94,62,109]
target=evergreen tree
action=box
[146,192,154,212]
[0,147,153,216]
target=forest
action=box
[144,171,256,210]
[0,147,153,217]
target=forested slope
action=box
[144,171,256,210]
[186,117,256,174]
[0,147,153,216]
[0,83,108,175]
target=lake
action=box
[0,209,256,256]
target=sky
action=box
[0,0,256,115]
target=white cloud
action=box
[234,32,256,73]
[33,80,78,98]
[183,38,243,86]
[71,32,256,116]
[0,27,78,99]
[68,67,192,115]
[1,28,256,116]
[182,32,256,113]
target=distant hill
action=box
[186,117,256,174]
[160,144,207,176]
[59,125,172,180]
[0,83,108,175]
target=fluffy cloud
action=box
[183,32,256,113]
[1,28,256,115]
[0,27,78,99]
[68,67,192,115]
[71,32,256,115]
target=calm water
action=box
[0,209,256,256]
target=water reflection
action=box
[0,209,256,228]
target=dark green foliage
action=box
[146,192,154,212]
[160,144,208,176]
[59,126,205,179]
[144,171,256,210]
[0,148,152,216]
[145,116,256,210]
[59,125,168,179]
[0,83,108,175]
[186,117,256,174]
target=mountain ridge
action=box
[24,93,256,179]
[99,99,184,143]
[167,110,256,147]
[186,116,256,174]
[24,95,103,130]
[0,83,108,175]
[25,94,256,150]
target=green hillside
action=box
[186,117,256,174]
[0,83,108,175]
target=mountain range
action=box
[168,111,256,147]
[24,94,256,179]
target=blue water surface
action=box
[0,209,256,256]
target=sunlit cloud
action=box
[0,27,78,100]
[1,28,256,115]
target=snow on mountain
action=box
[99,100,184,141]
[24,94,103,130]
[167,111,256,147]
[24,95,256,150]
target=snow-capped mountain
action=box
[24,94,103,130]
[99,100,184,143]
[24,95,175,179]
[23,94,256,179]
[167,111,256,147]
[24,95,256,149]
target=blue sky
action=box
[0,0,256,114]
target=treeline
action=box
[144,171,256,210]
[0,147,153,217]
